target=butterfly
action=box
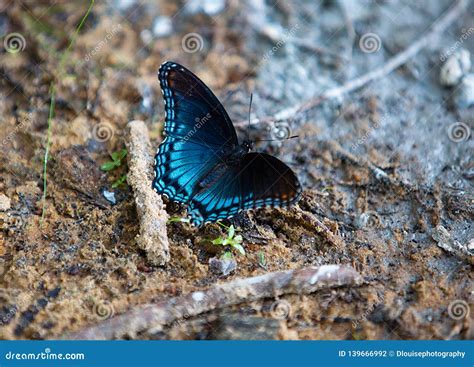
[153,61,301,227]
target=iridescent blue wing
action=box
[153,62,238,203]
[158,61,238,146]
[188,153,301,226]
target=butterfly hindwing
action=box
[154,136,221,203]
[188,153,301,226]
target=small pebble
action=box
[102,189,116,205]
[0,193,11,211]
[440,49,471,87]
[453,73,474,109]
[186,0,225,15]
[152,16,172,37]
[209,256,237,276]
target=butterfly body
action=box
[153,61,301,226]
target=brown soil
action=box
[0,1,472,340]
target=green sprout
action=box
[258,251,267,269]
[41,0,95,224]
[167,216,190,224]
[101,149,127,172]
[112,174,127,188]
[212,224,245,256]
[221,251,234,260]
[101,149,128,189]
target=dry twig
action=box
[236,0,467,127]
[67,265,362,339]
[125,120,170,265]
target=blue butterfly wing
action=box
[158,61,238,146]
[188,153,301,226]
[153,62,238,204]
[154,136,222,202]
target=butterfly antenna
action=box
[247,93,253,142]
[254,135,299,143]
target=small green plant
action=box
[212,224,245,256]
[167,216,190,224]
[101,149,127,171]
[257,251,267,269]
[101,149,128,188]
[221,251,234,260]
[112,174,127,188]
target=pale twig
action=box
[66,265,362,339]
[337,0,356,61]
[125,120,170,265]
[236,0,467,127]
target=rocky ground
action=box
[0,0,472,340]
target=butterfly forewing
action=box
[158,62,238,147]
